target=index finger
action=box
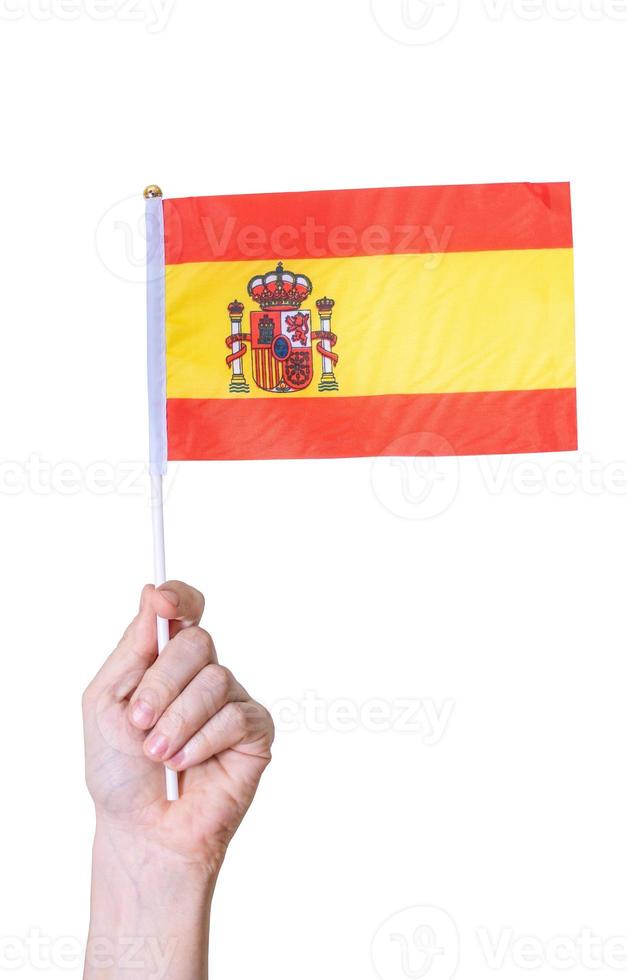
[85,580,206,700]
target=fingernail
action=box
[145,732,170,759]
[168,747,186,768]
[158,588,180,607]
[131,699,155,728]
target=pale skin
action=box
[82,581,274,979]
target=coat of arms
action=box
[225,262,339,394]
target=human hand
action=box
[83,580,273,876]
[83,582,273,977]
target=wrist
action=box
[92,817,220,890]
[85,822,214,979]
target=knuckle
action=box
[179,625,213,659]
[260,704,275,741]
[186,725,209,756]
[196,723,212,747]
[159,702,187,737]
[132,673,172,717]
[251,702,274,740]
[225,700,249,730]
[241,701,275,747]
[200,663,231,698]
[142,664,176,696]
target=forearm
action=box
[84,824,215,980]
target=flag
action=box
[145,182,576,469]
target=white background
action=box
[1,1,626,978]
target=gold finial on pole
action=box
[143,184,163,199]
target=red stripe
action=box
[167,389,577,461]
[163,183,572,264]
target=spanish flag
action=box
[145,182,576,469]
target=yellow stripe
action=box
[165,249,575,399]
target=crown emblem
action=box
[228,299,245,316]
[247,261,313,310]
[316,296,335,313]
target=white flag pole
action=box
[150,470,179,801]
[145,184,179,802]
